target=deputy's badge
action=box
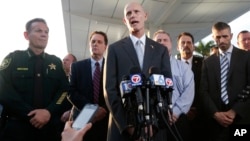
[48,63,56,70]
[0,58,12,70]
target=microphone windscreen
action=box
[130,67,141,74]
[122,75,129,80]
[149,66,160,75]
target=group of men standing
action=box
[0,2,250,141]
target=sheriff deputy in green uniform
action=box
[0,18,69,141]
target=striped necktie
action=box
[220,52,229,104]
[93,62,101,103]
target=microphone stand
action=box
[144,80,151,141]
[162,87,182,141]
[134,87,145,140]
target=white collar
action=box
[219,44,233,55]
[130,34,146,46]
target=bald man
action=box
[62,53,77,78]
[104,2,171,141]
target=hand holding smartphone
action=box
[72,104,98,130]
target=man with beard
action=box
[200,22,250,141]
[176,32,205,141]
[103,2,172,141]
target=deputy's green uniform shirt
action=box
[0,48,69,121]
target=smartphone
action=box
[72,104,99,130]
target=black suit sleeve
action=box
[103,43,128,134]
[199,58,219,117]
[69,62,91,109]
[231,51,250,120]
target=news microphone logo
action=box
[150,74,165,86]
[165,78,173,88]
[130,74,142,87]
[119,81,133,98]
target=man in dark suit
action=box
[176,32,204,141]
[103,2,172,141]
[67,31,109,141]
[200,22,250,141]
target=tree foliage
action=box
[195,40,215,57]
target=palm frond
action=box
[195,40,215,57]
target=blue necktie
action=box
[135,40,144,69]
[220,53,229,104]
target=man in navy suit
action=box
[103,2,172,141]
[68,31,109,141]
[200,22,250,141]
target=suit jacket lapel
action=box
[86,59,92,81]
[122,37,140,67]
[121,37,156,73]
[143,37,155,73]
[192,57,199,74]
[228,47,237,78]
[214,53,221,85]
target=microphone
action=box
[149,67,165,109]
[129,67,144,112]
[165,78,174,89]
[120,75,137,127]
[164,77,174,112]
[119,75,133,99]
[148,67,165,88]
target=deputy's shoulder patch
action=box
[0,58,12,70]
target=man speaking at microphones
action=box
[103,2,172,141]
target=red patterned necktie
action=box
[93,62,101,103]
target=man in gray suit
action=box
[200,22,250,141]
[103,2,172,141]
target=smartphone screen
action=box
[72,104,98,130]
